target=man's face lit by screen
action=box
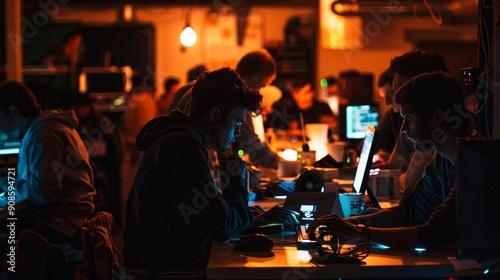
[0,110,22,142]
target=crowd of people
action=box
[0,44,491,279]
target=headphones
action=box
[294,170,325,192]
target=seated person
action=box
[0,81,96,251]
[123,67,297,279]
[374,68,401,163]
[340,50,450,198]
[373,50,449,194]
[273,79,336,139]
[309,71,476,249]
[169,50,280,172]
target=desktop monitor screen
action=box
[345,105,379,140]
[352,125,379,196]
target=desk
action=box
[210,197,454,279]
[208,242,454,279]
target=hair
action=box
[163,77,180,93]
[324,76,337,86]
[187,64,207,82]
[377,68,393,88]
[0,81,42,119]
[235,49,276,81]
[390,50,449,79]
[395,71,472,135]
[63,29,83,44]
[189,67,262,119]
[290,78,314,92]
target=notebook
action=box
[457,138,500,261]
[283,192,339,250]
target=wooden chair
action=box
[81,211,120,280]
[17,230,71,280]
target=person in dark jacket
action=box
[123,67,264,279]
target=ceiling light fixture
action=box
[180,6,197,47]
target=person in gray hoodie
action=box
[0,81,95,250]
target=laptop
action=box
[457,138,500,261]
[283,125,380,249]
[283,191,339,250]
[350,125,381,209]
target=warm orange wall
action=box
[51,4,470,109]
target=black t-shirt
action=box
[284,100,334,128]
[377,109,403,153]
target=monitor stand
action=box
[363,181,381,210]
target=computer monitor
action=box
[79,66,132,100]
[351,125,380,209]
[457,138,500,261]
[344,104,379,140]
[0,141,20,156]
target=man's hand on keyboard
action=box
[306,214,359,240]
[253,205,300,227]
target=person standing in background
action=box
[156,76,180,116]
[123,73,157,165]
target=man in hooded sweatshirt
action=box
[0,81,96,250]
[123,67,263,279]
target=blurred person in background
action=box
[71,93,123,226]
[157,76,181,116]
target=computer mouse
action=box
[233,234,274,252]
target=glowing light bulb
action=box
[180,26,197,47]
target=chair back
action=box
[81,211,120,280]
[17,230,70,280]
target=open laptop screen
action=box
[352,125,379,195]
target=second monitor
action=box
[342,104,379,140]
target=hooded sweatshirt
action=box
[123,110,254,279]
[11,110,95,237]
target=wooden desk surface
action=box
[208,242,455,279]
[211,196,454,279]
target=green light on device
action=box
[320,78,328,89]
[237,150,245,156]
